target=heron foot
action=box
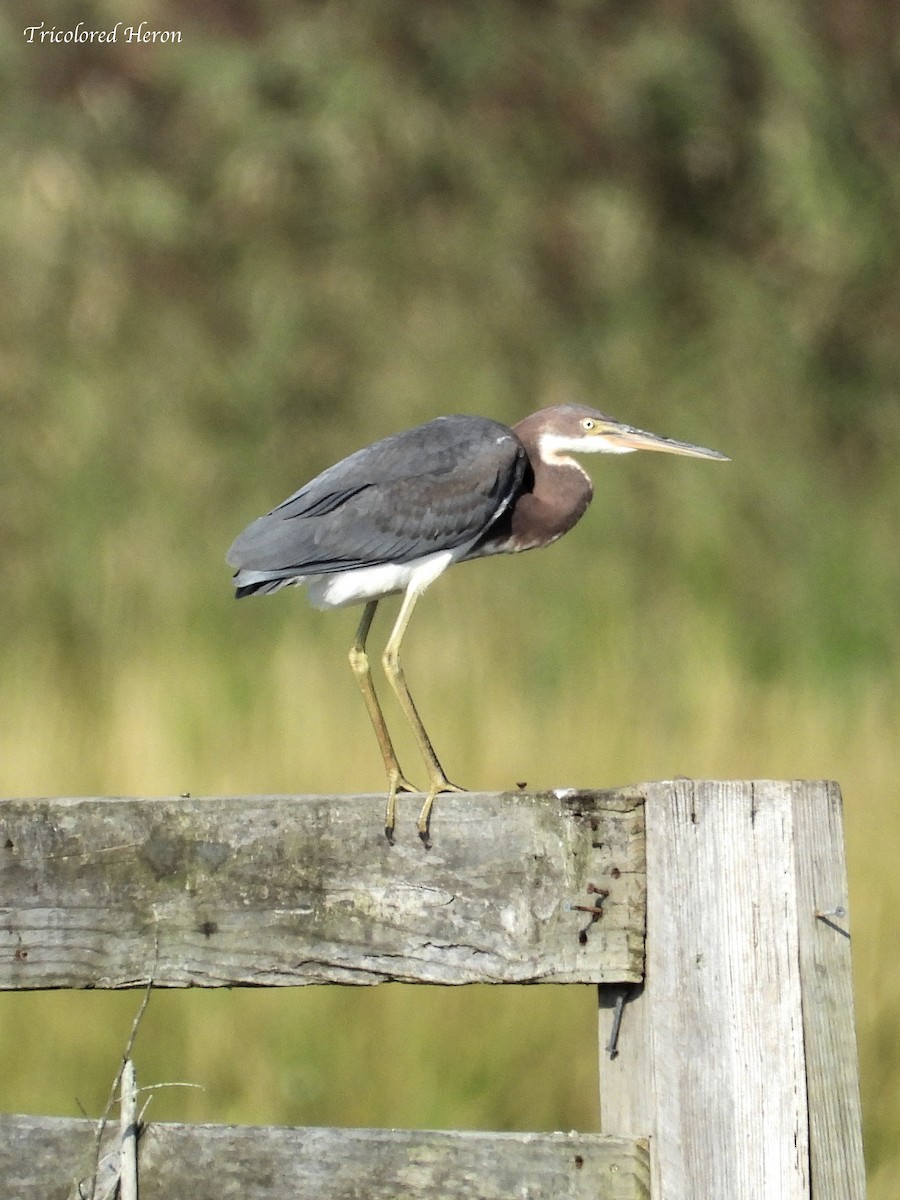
[417,775,467,848]
[383,771,421,844]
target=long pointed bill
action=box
[601,422,729,461]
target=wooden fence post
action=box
[597,779,866,1200]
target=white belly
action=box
[304,550,456,610]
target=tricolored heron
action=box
[227,405,727,843]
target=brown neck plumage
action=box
[507,457,593,551]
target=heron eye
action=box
[581,418,595,431]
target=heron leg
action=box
[381,585,465,845]
[348,600,418,841]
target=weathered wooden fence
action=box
[0,780,866,1198]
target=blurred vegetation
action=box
[1,0,899,1193]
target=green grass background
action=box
[1,1,899,1193]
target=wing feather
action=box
[227,416,526,585]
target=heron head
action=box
[524,405,729,462]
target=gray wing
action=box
[227,416,527,594]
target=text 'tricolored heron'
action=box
[227,405,728,843]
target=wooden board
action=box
[0,790,645,989]
[792,779,866,1200]
[0,1115,650,1200]
[597,779,867,1200]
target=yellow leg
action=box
[381,584,465,846]
[348,600,418,841]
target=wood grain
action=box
[1,1115,650,1200]
[0,790,644,988]
[792,779,866,1200]
[598,779,867,1200]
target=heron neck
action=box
[511,460,593,549]
[467,457,592,559]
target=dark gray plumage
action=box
[227,415,528,596]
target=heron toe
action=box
[416,774,467,846]
[383,768,424,842]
